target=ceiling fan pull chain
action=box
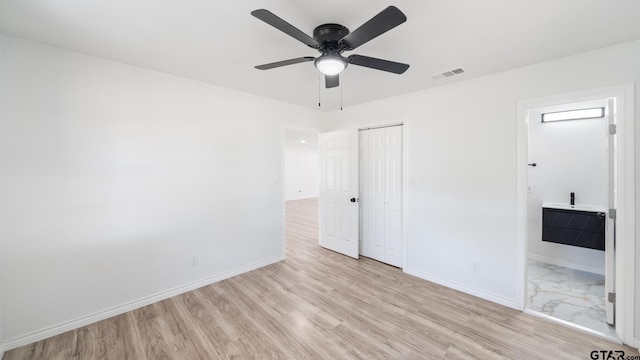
[340,79,343,111]
[318,74,321,107]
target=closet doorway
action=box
[359,125,403,267]
[318,124,404,268]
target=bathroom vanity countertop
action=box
[541,201,606,213]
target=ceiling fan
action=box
[251,6,410,89]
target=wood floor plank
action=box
[165,297,224,360]
[73,325,101,359]
[111,313,145,360]
[3,197,638,359]
[197,285,288,359]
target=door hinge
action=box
[609,208,617,220]
[609,124,617,135]
[608,292,616,304]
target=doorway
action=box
[284,128,320,201]
[283,127,321,257]
[525,98,614,337]
[516,84,635,344]
[317,124,404,268]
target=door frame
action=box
[281,125,321,260]
[326,119,408,267]
[516,84,635,345]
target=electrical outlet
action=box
[189,254,198,267]
[472,261,480,272]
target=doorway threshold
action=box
[524,309,621,344]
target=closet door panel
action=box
[384,126,403,266]
[368,128,386,261]
[361,126,403,266]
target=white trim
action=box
[516,98,528,311]
[402,121,409,270]
[285,195,320,201]
[516,84,635,345]
[357,122,404,131]
[527,254,605,275]
[0,29,5,360]
[614,84,636,348]
[404,268,518,310]
[1,255,284,351]
[327,118,408,133]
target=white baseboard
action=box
[403,268,518,310]
[527,254,604,275]
[285,195,319,201]
[2,255,284,352]
[0,344,4,359]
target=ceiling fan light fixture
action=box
[252,7,410,89]
[314,55,347,76]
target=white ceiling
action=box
[1,0,639,112]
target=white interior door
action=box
[384,126,403,267]
[361,129,386,261]
[605,98,616,325]
[360,126,403,267]
[319,129,359,259]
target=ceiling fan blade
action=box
[255,57,315,70]
[325,75,339,88]
[339,6,406,51]
[348,55,409,74]
[251,9,320,48]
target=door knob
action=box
[350,197,358,203]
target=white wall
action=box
[323,41,639,332]
[527,100,608,273]
[0,298,3,357]
[0,33,638,349]
[0,31,4,357]
[0,35,321,345]
[285,143,319,200]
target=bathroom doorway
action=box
[517,85,635,344]
[526,98,614,336]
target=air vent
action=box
[432,68,465,80]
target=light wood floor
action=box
[4,198,638,359]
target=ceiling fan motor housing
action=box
[313,24,350,51]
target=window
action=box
[541,107,604,123]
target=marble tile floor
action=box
[527,260,617,338]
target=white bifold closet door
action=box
[360,125,403,267]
